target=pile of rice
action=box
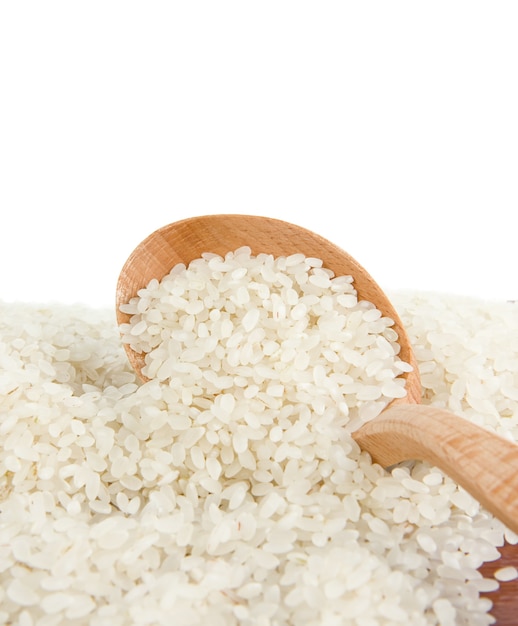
[1,249,517,625]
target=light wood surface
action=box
[116,214,518,535]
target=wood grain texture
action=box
[480,542,518,625]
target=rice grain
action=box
[0,265,517,624]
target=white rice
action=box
[0,255,517,624]
[119,247,411,434]
[493,566,518,582]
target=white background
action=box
[1,2,516,309]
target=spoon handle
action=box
[353,404,518,534]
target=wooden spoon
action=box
[116,214,518,534]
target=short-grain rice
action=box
[0,250,517,625]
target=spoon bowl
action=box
[116,214,518,533]
[116,213,420,394]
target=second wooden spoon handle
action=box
[352,404,518,534]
